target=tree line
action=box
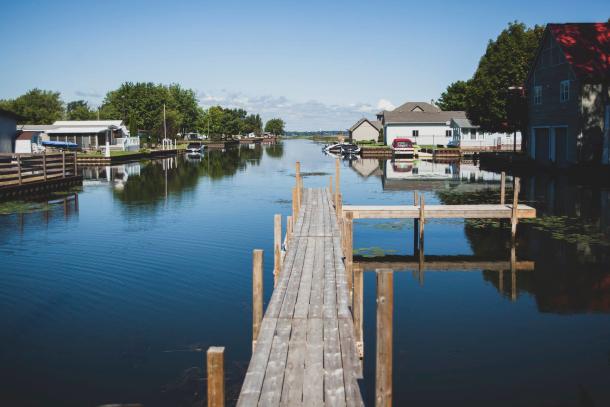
[0,83,285,141]
[435,21,544,134]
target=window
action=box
[533,86,542,105]
[412,130,419,137]
[470,129,476,140]
[560,80,570,102]
[445,130,452,137]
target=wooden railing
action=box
[0,152,78,187]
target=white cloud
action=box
[197,90,387,131]
[376,99,395,111]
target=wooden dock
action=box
[237,187,364,406]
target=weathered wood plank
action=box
[324,317,346,407]
[259,318,293,406]
[280,320,307,406]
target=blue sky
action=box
[1,0,607,130]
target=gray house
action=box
[0,109,19,153]
[525,22,610,167]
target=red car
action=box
[391,138,415,156]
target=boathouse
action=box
[525,22,610,167]
[348,117,381,142]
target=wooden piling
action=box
[376,269,393,407]
[419,195,425,245]
[252,250,263,348]
[413,191,418,206]
[286,215,293,244]
[353,265,364,358]
[510,244,517,302]
[207,347,225,407]
[73,152,77,174]
[336,193,342,218]
[500,172,506,205]
[292,187,298,218]
[274,214,281,287]
[510,178,520,242]
[17,155,22,185]
[62,151,66,178]
[335,158,340,206]
[295,161,301,203]
[43,152,47,181]
[345,211,354,299]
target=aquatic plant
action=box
[353,247,398,257]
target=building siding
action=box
[351,121,379,142]
[385,123,453,147]
[0,115,17,153]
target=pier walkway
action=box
[237,188,364,406]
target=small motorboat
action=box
[340,143,361,155]
[186,143,205,155]
[323,143,343,154]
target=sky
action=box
[0,0,607,130]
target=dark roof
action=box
[548,22,610,80]
[349,118,381,132]
[392,101,441,113]
[0,108,22,121]
[384,109,466,124]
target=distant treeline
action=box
[284,131,344,137]
[0,82,285,141]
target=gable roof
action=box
[392,101,441,113]
[450,117,478,128]
[349,118,381,132]
[548,23,610,81]
[53,120,124,127]
[384,109,466,125]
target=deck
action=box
[237,188,364,406]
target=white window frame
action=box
[533,86,542,105]
[560,80,570,102]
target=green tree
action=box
[437,80,470,111]
[465,22,544,133]
[264,118,285,135]
[0,88,64,124]
[66,100,97,120]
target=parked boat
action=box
[186,143,205,155]
[391,138,414,157]
[323,142,361,156]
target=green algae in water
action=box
[0,201,49,215]
[521,216,610,247]
[353,247,397,257]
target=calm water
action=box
[1,139,609,406]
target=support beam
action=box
[207,347,225,407]
[376,269,393,407]
[511,178,521,243]
[500,172,506,205]
[419,195,425,246]
[252,249,263,349]
[274,214,281,287]
[353,265,363,358]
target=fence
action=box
[0,152,78,188]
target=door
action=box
[535,128,550,164]
[555,127,568,167]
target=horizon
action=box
[1,0,606,131]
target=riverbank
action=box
[77,149,179,164]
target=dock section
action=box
[237,188,364,406]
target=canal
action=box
[1,139,609,406]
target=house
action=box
[525,22,610,167]
[348,118,381,142]
[46,120,139,151]
[377,101,465,147]
[0,108,19,153]
[450,117,521,150]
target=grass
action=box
[78,149,151,158]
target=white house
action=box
[377,101,464,147]
[450,118,521,150]
[348,118,381,142]
[46,120,139,151]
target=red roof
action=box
[548,23,610,80]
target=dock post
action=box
[336,193,342,218]
[17,155,22,185]
[510,177,520,243]
[335,158,340,206]
[354,265,364,358]
[252,249,263,350]
[510,244,517,302]
[413,191,419,254]
[498,270,504,295]
[345,211,354,300]
[286,215,293,244]
[43,152,47,181]
[500,172,506,205]
[419,195,425,246]
[376,269,393,407]
[295,161,301,203]
[62,151,66,178]
[73,152,77,174]
[292,186,298,219]
[207,346,225,407]
[274,214,281,287]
